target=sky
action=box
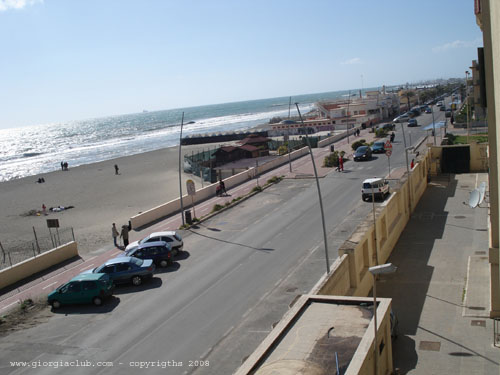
[0,0,483,129]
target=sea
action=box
[0,89,365,182]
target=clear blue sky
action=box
[0,0,482,129]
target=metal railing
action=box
[0,227,75,270]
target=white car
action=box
[362,178,390,201]
[125,231,183,255]
[392,113,409,123]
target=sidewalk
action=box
[377,173,498,374]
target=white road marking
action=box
[0,301,19,312]
[42,281,58,290]
[80,264,94,271]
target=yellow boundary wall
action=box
[0,242,78,290]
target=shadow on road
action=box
[113,276,163,295]
[154,262,181,274]
[51,295,121,315]
[188,227,274,253]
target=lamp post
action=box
[369,263,398,375]
[431,105,437,145]
[178,112,195,226]
[405,146,414,212]
[282,120,295,173]
[295,103,330,274]
[465,71,470,144]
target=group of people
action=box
[352,128,361,137]
[216,180,226,197]
[60,161,69,171]
[112,222,130,247]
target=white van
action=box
[362,178,390,201]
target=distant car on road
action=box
[393,114,409,123]
[425,107,432,113]
[353,146,372,161]
[408,119,418,127]
[371,141,386,154]
[120,241,174,268]
[382,123,395,131]
[361,178,390,201]
[445,109,452,118]
[84,257,155,286]
[48,273,114,309]
[126,231,183,255]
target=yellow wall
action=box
[0,242,78,290]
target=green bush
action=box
[351,139,367,151]
[252,186,263,193]
[323,150,347,167]
[267,176,282,184]
[375,128,389,138]
[212,204,224,213]
[277,145,289,155]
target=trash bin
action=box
[184,210,192,225]
[330,145,335,152]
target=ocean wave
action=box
[22,152,44,158]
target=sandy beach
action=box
[0,143,228,258]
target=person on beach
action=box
[114,164,119,175]
[61,161,64,171]
[63,162,69,171]
[120,225,129,247]
[112,223,119,247]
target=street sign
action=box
[186,179,196,196]
[384,140,392,150]
[46,219,60,228]
[385,150,392,157]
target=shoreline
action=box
[0,142,234,257]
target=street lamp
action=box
[465,71,470,144]
[405,146,415,212]
[295,103,331,274]
[431,105,437,146]
[281,120,295,173]
[178,112,195,226]
[369,263,398,375]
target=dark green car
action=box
[47,273,114,309]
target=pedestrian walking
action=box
[338,155,344,172]
[112,223,119,247]
[60,161,64,171]
[219,180,226,195]
[42,204,47,216]
[114,164,119,175]
[120,225,129,247]
[410,159,415,169]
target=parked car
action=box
[440,105,445,111]
[47,273,114,309]
[425,106,432,113]
[84,257,155,286]
[353,146,372,161]
[125,231,183,255]
[408,119,418,127]
[371,141,386,154]
[392,113,409,123]
[382,123,395,131]
[120,241,174,268]
[361,178,390,201]
[445,109,452,118]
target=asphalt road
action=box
[1,105,446,375]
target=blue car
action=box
[83,257,155,286]
[118,241,174,268]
